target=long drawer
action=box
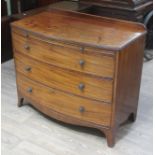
[12,30,115,78]
[14,52,113,103]
[17,73,112,126]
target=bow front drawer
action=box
[14,52,113,103]
[12,30,115,78]
[17,73,112,126]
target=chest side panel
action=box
[112,36,145,127]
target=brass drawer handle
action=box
[24,44,30,50]
[79,60,85,67]
[78,83,85,91]
[27,87,33,93]
[79,106,85,113]
[24,66,31,72]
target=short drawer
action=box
[17,73,112,126]
[15,52,113,103]
[12,30,115,77]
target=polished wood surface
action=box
[14,52,113,103]
[4,1,91,63]
[11,9,146,51]
[17,73,112,126]
[80,0,152,50]
[108,36,145,146]
[113,36,145,126]
[12,30,115,77]
[11,9,146,147]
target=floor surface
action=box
[2,59,153,155]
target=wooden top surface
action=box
[11,9,146,51]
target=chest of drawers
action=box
[11,9,146,147]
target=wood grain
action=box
[11,9,146,51]
[11,9,146,147]
[112,36,145,127]
[14,52,113,103]
[17,73,112,126]
[12,32,115,77]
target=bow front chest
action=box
[11,9,146,147]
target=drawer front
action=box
[12,30,115,78]
[17,73,112,126]
[15,52,113,103]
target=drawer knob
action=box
[78,83,85,91]
[79,60,85,67]
[80,47,84,52]
[25,66,31,72]
[27,87,33,93]
[23,32,29,38]
[24,44,30,50]
[79,106,85,113]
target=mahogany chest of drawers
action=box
[11,9,146,147]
